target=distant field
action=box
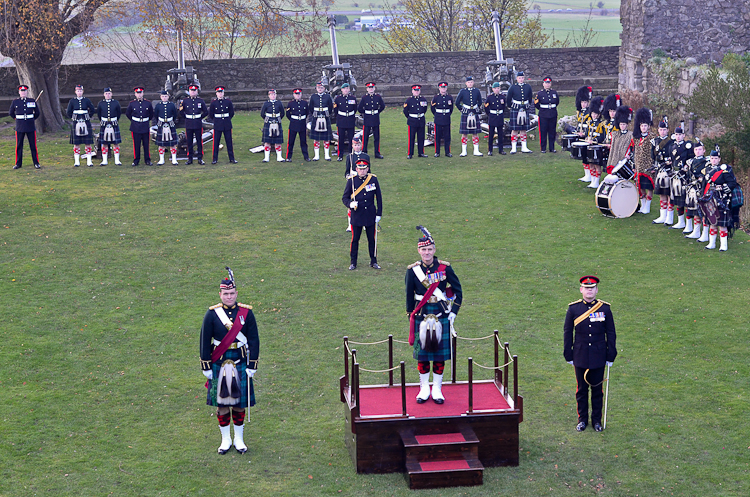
[541,14,622,47]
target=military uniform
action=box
[285,89,310,161]
[9,85,40,169]
[334,87,357,159]
[534,77,559,153]
[403,85,428,158]
[260,92,285,162]
[574,86,593,178]
[702,151,742,251]
[357,82,385,157]
[96,90,122,166]
[582,97,604,188]
[153,92,179,164]
[344,148,370,179]
[309,86,334,161]
[342,164,382,269]
[209,86,236,164]
[125,87,154,166]
[455,78,483,156]
[180,86,208,164]
[507,72,535,154]
[430,82,453,157]
[67,86,97,167]
[650,117,676,225]
[563,276,616,431]
[669,138,695,209]
[484,85,506,155]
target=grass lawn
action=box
[1,96,748,496]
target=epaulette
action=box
[369,173,377,178]
[438,259,451,266]
[209,303,222,310]
[599,300,610,306]
[568,299,582,306]
[407,261,421,269]
[403,103,408,107]
[237,302,253,310]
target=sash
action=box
[704,170,724,195]
[211,306,249,363]
[573,301,604,327]
[350,173,373,199]
[408,264,447,346]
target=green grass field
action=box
[1,97,748,496]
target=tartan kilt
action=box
[206,348,256,408]
[262,120,284,144]
[69,121,94,145]
[154,123,179,147]
[715,208,734,227]
[412,302,452,363]
[458,112,480,134]
[309,114,332,141]
[508,107,534,131]
[653,167,673,195]
[670,173,687,208]
[98,122,122,144]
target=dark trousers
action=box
[575,366,604,424]
[286,128,309,160]
[487,121,503,152]
[186,127,203,160]
[15,131,39,166]
[350,224,376,265]
[539,117,557,152]
[337,127,354,157]
[362,125,380,154]
[408,125,425,156]
[131,132,150,163]
[434,124,451,155]
[213,129,235,161]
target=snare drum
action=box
[571,141,589,161]
[595,179,639,218]
[562,134,578,151]
[611,157,635,180]
[587,144,604,162]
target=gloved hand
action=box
[567,361,574,365]
[606,361,613,367]
[202,370,213,380]
[349,201,358,209]
[246,368,256,378]
[448,312,456,325]
[375,216,381,223]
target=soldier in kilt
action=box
[261,89,285,163]
[455,76,483,156]
[506,71,535,154]
[67,85,96,167]
[701,146,741,251]
[668,125,695,231]
[153,91,179,165]
[200,268,260,454]
[632,108,655,214]
[309,81,334,161]
[605,105,632,174]
[96,88,122,166]
[406,226,463,404]
[650,116,675,225]
[575,86,593,180]
[684,140,708,240]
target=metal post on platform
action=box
[353,362,360,419]
[451,333,457,383]
[468,357,474,413]
[388,334,394,387]
[504,342,510,395]
[400,361,406,416]
[343,336,349,389]
[494,330,500,385]
[513,355,518,408]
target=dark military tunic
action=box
[67,97,96,145]
[588,117,610,167]
[334,93,357,157]
[572,109,592,160]
[651,135,674,195]
[430,92,453,155]
[260,100,285,145]
[403,96,428,156]
[285,98,309,160]
[484,92,506,153]
[535,87,559,152]
[358,93,385,154]
[670,140,695,208]
[200,302,260,408]
[153,100,179,147]
[9,96,40,167]
[96,99,122,144]
[209,97,235,161]
[684,155,708,216]
[309,92,334,142]
[702,163,741,227]
[180,96,208,161]
[342,173,382,266]
[126,98,154,164]
[455,87,483,135]
[506,82,534,131]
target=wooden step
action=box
[405,453,483,489]
[400,426,480,460]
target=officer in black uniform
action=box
[430,81,453,157]
[506,71,535,154]
[484,82,506,156]
[344,137,371,231]
[125,86,154,167]
[342,158,382,270]
[403,84,428,159]
[309,81,334,161]
[357,81,385,158]
[96,88,123,166]
[260,89,285,163]
[455,76,483,157]
[563,275,617,432]
[66,85,96,167]
[9,84,41,169]
[334,83,357,161]
[209,86,237,164]
[534,76,559,153]
[180,84,208,165]
[285,88,310,162]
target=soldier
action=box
[455,76,483,157]
[334,83,357,161]
[430,81,453,157]
[66,84,96,167]
[406,226,462,404]
[506,71,534,154]
[342,157,382,270]
[285,88,310,162]
[200,268,260,455]
[153,90,179,165]
[594,94,620,174]
[180,84,208,165]
[651,116,675,225]
[632,108,655,213]
[684,140,708,241]
[403,84,428,159]
[309,81,334,161]
[96,87,123,166]
[9,84,41,169]
[702,145,742,251]
[357,81,385,158]
[584,97,604,189]
[125,86,154,167]
[605,105,633,173]
[260,89,285,163]
[484,82,506,156]
[575,86,593,181]
[534,76,559,153]
[209,86,237,164]
[668,124,694,230]
[563,276,616,432]
[343,136,371,231]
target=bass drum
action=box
[596,179,639,218]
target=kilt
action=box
[98,122,122,144]
[206,348,255,408]
[508,106,534,131]
[309,113,332,141]
[458,112,480,135]
[684,183,701,217]
[636,173,654,192]
[412,302,452,362]
[715,208,734,227]
[262,119,284,144]
[653,168,673,195]
[69,120,94,145]
[154,122,178,147]
[670,173,687,208]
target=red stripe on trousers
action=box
[15,131,19,164]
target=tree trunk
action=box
[15,61,66,133]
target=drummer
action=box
[651,116,675,226]
[605,105,633,179]
[575,86,593,182]
[592,94,619,183]
[632,108,655,214]
[583,97,604,189]
[684,140,709,241]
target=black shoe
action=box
[370,262,381,269]
[593,422,603,432]
[145,161,152,166]
[99,162,106,167]
[73,164,79,167]
[211,160,218,164]
[576,421,587,432]
[487,151,493,156]
[131,162,139,167]
[13,164,22,169]
[304,157,311,162]
[88,163,94,167]
[500,150,507,155]
[551,149,558,153]
[34,164,41,169]
[337,157,343,161]
[434,153,440,158]
[407,155,413,159]
[218,447,230,455]
[374,153,384,159]
[348,264,356,270]
[418,154,428,158]
[198,159,205,165]
[416,397,427,404]
[311,158,319,161]
[186,159,193,165]
[541,150,547,153]
[262,158,269,163]
[325,158,331,161]
[433,397,444,405]
[230,159,238,164]
[446,153,453,157]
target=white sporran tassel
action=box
[76,121,88,137]
[103,124,115,142]
[162,125,172,142]
[315,116,327,132]
[517,108,527,125]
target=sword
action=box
[374,221,380,257]
[603,364,611,430]
[35,90,44,102]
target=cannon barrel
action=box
[328,15,340,67]
[492,11,503,62]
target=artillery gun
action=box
[320,15,358,101]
